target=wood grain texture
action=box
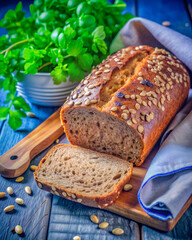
[48,196,140,240]
[137,0,192,38]
[0,94,59,240]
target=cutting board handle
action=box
[0,108,64,178]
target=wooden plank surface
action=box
[137,0,192,38]
[0,91,58,239]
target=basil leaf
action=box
[67,39,83,56]
[0,107,9,120]
[78,53,93,72]
[8,111,22,130]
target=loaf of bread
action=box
[60,45,190,166]
[34,144,133,208]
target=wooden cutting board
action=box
[0,108,191,232]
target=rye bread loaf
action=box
[60,45,190,166]
[34,144,133,208]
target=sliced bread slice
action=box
[34,144,133,208]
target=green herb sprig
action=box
[0,0,133,130]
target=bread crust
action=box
[34,144,133,208]
[60,45,190,165]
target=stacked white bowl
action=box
[16,73,79,107]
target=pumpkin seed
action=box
[15,198,24,205]
[123,184,133,192]
[4,205,15,212]
[25,186,31,195]
[15,225,23,235]
[112,228,124,235]
[99,222,109,229]
[27,112,36,118]
[73,236,81,240]
[7,187,14,195]
[90,215,99,224]
[0,192,6,198]
[15,176,24,182]
[30,165,38,171]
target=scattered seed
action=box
[138,125,144,133]
[167,95,171,101]
[130,94,135,100]
[103,69,110,73]
[38,183,42,189]
[0,192,6,198]
[136,98,142,104]
[15,177,24,183]
[55,139,59,144]
[129,109,136,114]
[149,112,154,120]
[72,93,77,100]
[71,194,76,199]
[135,103,140,110]
[127,120,132,126]
[123,184,133,192]
[85,99,91,106]
[137,87,143,91]
[111,107,117,112]
[99,222,109,229]
[162,21,171,26]
[132,118,137,124]
[15,225,23,235]
[62,192,67,197]
[7,187,14,195]
[68,101,74,106]
[15,198,24,205]
[84,91,91,96]
[4,205,15,212]
[142,101,147,106]
[146,115,151,122]
[140,91,146,96]
[121,113,128,120]
[88,84,95,89]
[26,112,36,118]
[73,236,81,240]
[123,110,129,114]
[112,228,124,235]
[75,101,82,105]
[148,101,152,107]
[25,186,31,195]
[90,215,99,224]
[55,191,59,196]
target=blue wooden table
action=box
[0,0,192,239]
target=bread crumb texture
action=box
[61,46,190,165]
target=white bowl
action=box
[16,72,79,106]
